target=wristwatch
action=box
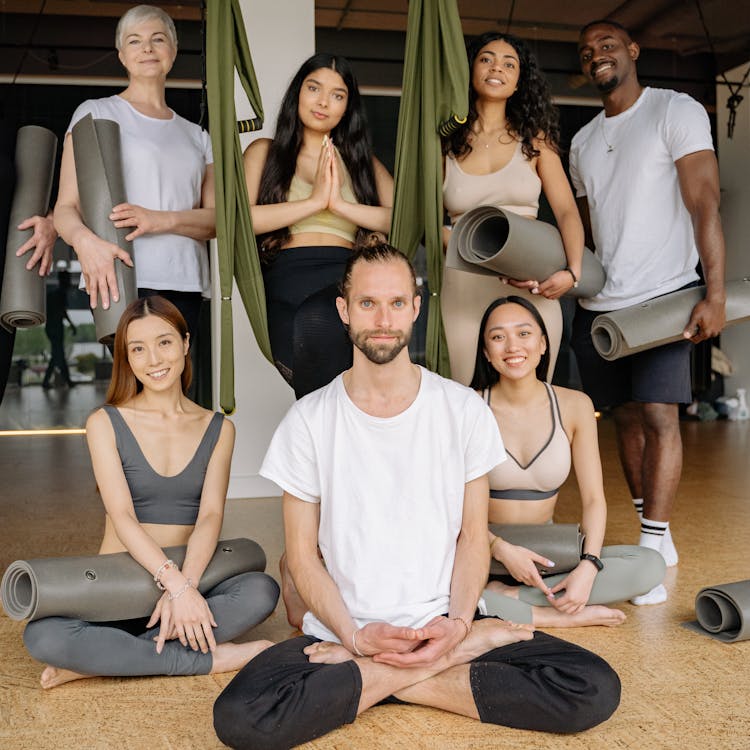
[563,266,579,288]
[580,553,604,571]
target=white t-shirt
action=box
[68,95,213,295]
[260,367,505,643]
[569,87,713,311]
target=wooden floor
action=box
[1,417,749,749]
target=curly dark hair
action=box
[469,295,551,390]
[256,53,379,259]
[442,32,560,161]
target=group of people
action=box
[13,4,727,749]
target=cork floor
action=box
[1,418,749,750]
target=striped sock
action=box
[639,517,669,552]
[634,499,678,566]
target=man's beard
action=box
[594,73,619,94]
[349,326,412,365]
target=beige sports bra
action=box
[443,141,541,223]
[486,382,571,501]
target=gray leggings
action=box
[483,545,666,623]
[23,572,279,677]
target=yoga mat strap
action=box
[446,206,605,299]
[489,523,584,577]
[591,278,750,361]
[691,580,750,643]
[71,114,137,344]
[1,537,266,622]
[0,126,58,331]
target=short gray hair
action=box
[115,5,178,51]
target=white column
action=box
[717,63,750,395]
[211,0,314,497]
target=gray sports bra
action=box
[102,405,224,525]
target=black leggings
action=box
[262,246,353,399]
[213,625,621,750]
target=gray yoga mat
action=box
[683,580,750,643]
[489,523,584,577]
[1,537,266,623]
[591,278,750,361]
[72,114,137,345]
[446,205,605,299]
[0,126,57,332]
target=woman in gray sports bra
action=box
[23,296,279,688]
[470,296,665,627]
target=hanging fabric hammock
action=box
[206,0,271,413]
[389,0,468,376]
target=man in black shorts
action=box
[568,20,726,603]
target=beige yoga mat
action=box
[72,114,137,345]
[683,580,750,643]
[489,523,584,577]
[0,126,58,331]
[591,278,750,361]
[1,538,266,622]
[446,205,605,299]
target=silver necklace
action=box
[474,127,513,149]
[600,116,614,153]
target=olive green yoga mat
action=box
[591,278,750,361]
[72,114,137,345]
[1,538,266,622]
[683,580,750,643]
[489,523,584,577]
[0,126,58,332]
[446,205,605,299]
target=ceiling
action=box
[1,0,748,82]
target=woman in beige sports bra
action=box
[470,296,665,627]
[244,53,393,399]
[442,32,585,385]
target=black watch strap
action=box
[580,553,604,571]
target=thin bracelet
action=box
[167,579,193,601]
[452,617,471,641]
[154,559,176,591]
[351,628,365,657]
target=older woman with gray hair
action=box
[54,4,215,338]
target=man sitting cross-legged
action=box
[213,238,621,750]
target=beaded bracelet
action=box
[167,579,193,601]
[452,617,471,641]
[154,559,177,591]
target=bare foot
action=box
[40,666,93,689]
[454,618,535,663]
[485,580,520,599]
[533,605,626,629]
[279,553,308,629]
[304,641,354,664]
[210,640,274,674]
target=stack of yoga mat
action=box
[0,126,58,332]
[445,205,606,299]
[685,581,750,643]
[72,114,137,345]
[1,538,266,622]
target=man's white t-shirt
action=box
[68,95,212,296]
[569,87,713,311]
[260,367,505,643]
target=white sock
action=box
[631,583,668,606]
[639,517,669,552]
[634,500,678,566]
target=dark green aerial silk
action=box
[206,0,271,413]
[390,0,468,376]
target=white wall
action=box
[211,0,314,497]
[717,63,750,395]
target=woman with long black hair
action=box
[244,53,393,398]
[441,32,585,385]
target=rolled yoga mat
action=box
[489,523,584,577]
[1,537,266,623]
[591,278,750,361]
[72,114,137,345]
[446,205,606,299]
[0,126,58,331]
[683,580,750,643]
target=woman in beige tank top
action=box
[441,32,585,385]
